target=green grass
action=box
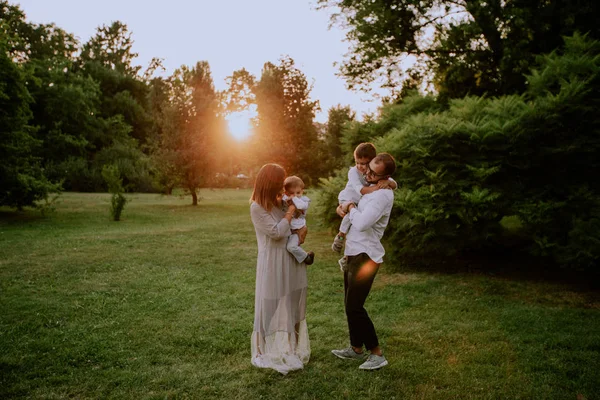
[1,191,599,399]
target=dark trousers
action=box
[344,253,380,351]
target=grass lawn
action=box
[1,190,599,399]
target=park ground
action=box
[1,190,599,399]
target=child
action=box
[283,176,315,265]
[332,143,397,256]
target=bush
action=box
[316,34,600,271]
[101,164,128,221]
[313,170,347,231]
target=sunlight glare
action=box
[226,110,255,141]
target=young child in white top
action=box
[332,143,397,255]
[282,176,315,265]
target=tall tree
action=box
[80,20,140,76]
[0,33,59,209]
[252,57,320,181]
[80,21,152,146]
[318,0,600,99]
[322,105,355,171]
[153,61,223,205]
[17,21,104,190]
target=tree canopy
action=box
[318,0,600,99]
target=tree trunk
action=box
[191,188,198,206]
[466,0,504,81]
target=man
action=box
[331,152,396,370]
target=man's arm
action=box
[347,193,390,232]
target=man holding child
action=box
[331,152,397,370]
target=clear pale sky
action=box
[15,0,385,123]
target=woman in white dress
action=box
[249,163,310,374]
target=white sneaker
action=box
[331,235,344,252]
[338,257,348,272]
[359,354,388,370]
[331,347,366,360]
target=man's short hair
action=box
[284,175,304,191]
[354,142,377,160]
[374,153,396,176]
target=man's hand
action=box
[337,201,355,217]
[297,225,308,245]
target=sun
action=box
[226,110,255,141]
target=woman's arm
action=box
[251,203,296,239]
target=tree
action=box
[318,0,600,99]
[1,1,78,65]
[231,57,320,181]
[2,3,157,194]
[0,34,59,209]
[321,105,355,172]
[315,33,600,271]
[17,22,104,190]
[80,20,140,76]
[224,68,256,113]
[80,21,152,146]
[153,61,223,205]
[1,2,92,188]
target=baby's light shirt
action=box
[282,194,310,230]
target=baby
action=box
[282,176,315,265]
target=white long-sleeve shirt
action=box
[344,189,394,263]
[282,194,310,230]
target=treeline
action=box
[0,1,334,209]
[3,0,600,270]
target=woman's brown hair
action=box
[251,163,286,211]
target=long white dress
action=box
[250,201,310,374]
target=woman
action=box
[250,163,310,374]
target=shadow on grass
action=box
[390,245,600,292]
[0,209,46,224]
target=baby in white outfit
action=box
[282,175,314,265]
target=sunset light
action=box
[4,0,598,393]
[226,110,255,141]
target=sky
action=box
[15,0,387,124]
